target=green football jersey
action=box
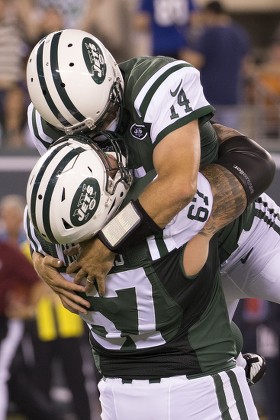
[218,203,255,263]
[26,173,236,380]
[28,56,217,169]
[83,235,236,380]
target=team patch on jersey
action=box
[82,37,106,85]
[130,124,148,140]
[70,178,100,226]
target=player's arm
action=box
[24,208,90,314]
[212,122,275,204]
[136,120,200,226]
[31,252,90,314]
[66,120,201,295]
[183,123,276,277]
[27,103,62,155]
[183,163,247,277]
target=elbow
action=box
[262,150,276,188]
[186,182,197,201]
[217,135,276,204]
[175,178,197,206]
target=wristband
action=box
[98,199,162,252]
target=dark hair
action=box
[204,1,225,14]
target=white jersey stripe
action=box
[134,60,189,116]
[219,370,240,419]
[27,104,52,155]
[147,236,160,260]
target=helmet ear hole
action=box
[62,219,73,230]
[61,188,66,202]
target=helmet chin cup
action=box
[64,118,96,135]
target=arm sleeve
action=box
[216,135,276,204]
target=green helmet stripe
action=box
[50,32,86,123]
[42,147,85,243]
[30,143,66,233]
[36,35,69,126]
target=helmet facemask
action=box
[63,77,124,136]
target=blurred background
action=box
[0,0,280,419]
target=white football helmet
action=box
[26,132,133,244]
[26,29,124,135]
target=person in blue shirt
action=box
[187,0,251,128]
[134,0,197,58]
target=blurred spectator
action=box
[21,4,67,148]
[0,0,53,150]
[252,34,280,139]
[0,0,92,150]
[186,0,251,129]
[0,194,100,419]
[80,0,134,62]
[256,302,280,419]
[233,298,269,417]
[30,287,99,419]
[36,0,88,29]
[0,194,26,246]
[33,6,65,41]
[0,0,29,148]
[0,241,44,420]
[0,195,60,419]
[236,300,280,419]
[133,0,198,59]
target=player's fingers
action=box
[43,256,64,268]
[85,276,96,294]
[59,289,90,311]
[66,261,80,275]
[54,281,87,294]
[60,295,88,315]
[72,269,88,285]
[95,276,106,297]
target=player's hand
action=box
[66,238,116,296]
[32,252,90,314]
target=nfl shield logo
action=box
[130,124,147,140]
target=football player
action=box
[25,134,259,419]
[25,29,275,299]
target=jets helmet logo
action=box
[70,178,100,226]
[83,37,106,84]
